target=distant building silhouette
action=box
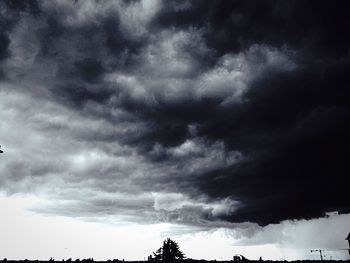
[346,232,350,255]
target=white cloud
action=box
[168,140,203,158]
[196,44,296,104]
[40,0,161,38]
[153,192,239,216]
[0,85,243,226]
[106,41,296,106]
[40,0,117,26]
[117,0,162,37]
[221,213,350,260]
[0,85,143,193]
[105,28,210,104]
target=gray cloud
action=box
[0,0,349,239]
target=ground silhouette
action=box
[1,259,350,263]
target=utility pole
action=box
[311,249,324,260]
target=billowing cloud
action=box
[0,0,349,246]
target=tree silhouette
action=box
[150,238,185,262]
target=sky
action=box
[0,0,350,261]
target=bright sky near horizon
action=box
[1,195,349,261]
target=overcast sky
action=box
[0,0,350,261]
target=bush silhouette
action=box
[149,238,185,262]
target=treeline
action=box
[1,259,349,263]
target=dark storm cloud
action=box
[153,0,350,57]
[0,0,39,76]
[197,59,350,225]
[143,0,350,225]
[0,0,349,228]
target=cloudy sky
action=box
[0,0,350,261]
